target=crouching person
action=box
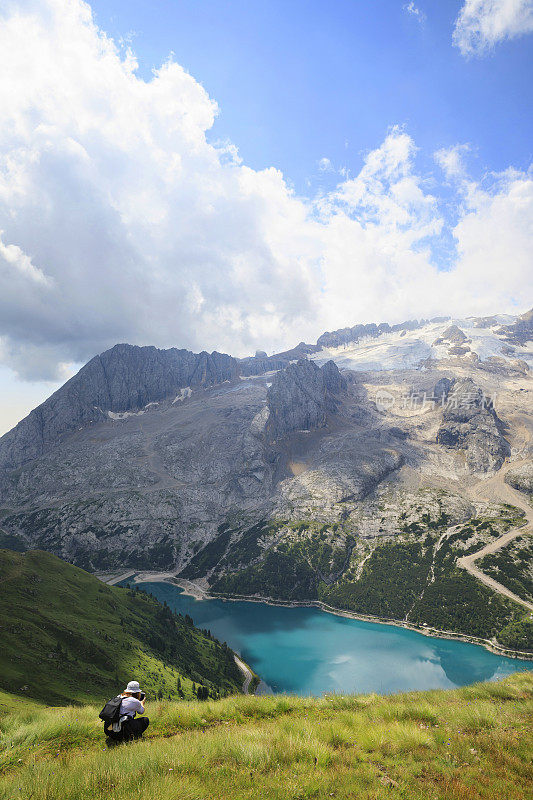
[100,681,150,743]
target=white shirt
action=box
[119,696,144,718]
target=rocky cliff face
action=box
[264,359,346,442]
[500,308,533,345]
[0,309,530,574]
[505,462,533,495]
[436,378,510,472]
[0,344,239,470]
[321,359,348,398]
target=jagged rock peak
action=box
[321,359,348,394]
[264,358,346,441]
[0,343,240,470]
[441,325,468,343]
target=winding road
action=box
[234,655,254,694]
[457,438,533,611]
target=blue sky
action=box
[88,0,533,193]
[0,0,532,434]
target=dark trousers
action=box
[105,716,149,741]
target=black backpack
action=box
[99,695,123,724]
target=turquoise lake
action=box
[136,582,533,696]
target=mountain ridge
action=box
[0,344,239,470]
[0,308,531,651]
[1,308,531,469]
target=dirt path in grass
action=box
[234,656,253,694]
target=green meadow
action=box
[0,673,531,800]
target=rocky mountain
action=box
[0,309,531,650]
[316,318,442,349]
[500,308,533,346]
[0,344,239,470]
[436,378,510,472]
[264,359,346,442]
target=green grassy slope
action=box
[0,550,242,705]
[0,674,531,799]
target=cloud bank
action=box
[453,0,533,56]
[0,0,532,380]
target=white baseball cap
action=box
[124,681,142,693]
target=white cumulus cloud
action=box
[441,166,533,308]
[0,234,51,285]
[453,0,533,56]
[0,0,531,382]
[434,144,471,179]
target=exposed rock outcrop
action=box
[434,377,455,403]
[433,325,472,357]
[265,359,346,442]
[321,359,348,398]
[436,378,510,473]
[0,344,239,470]
[505,462,533,495]
[500,307,533,345]
[239,342,319,377]
[441,325,468,344]
[276,433,403,517]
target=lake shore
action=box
[106,570,533,662]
